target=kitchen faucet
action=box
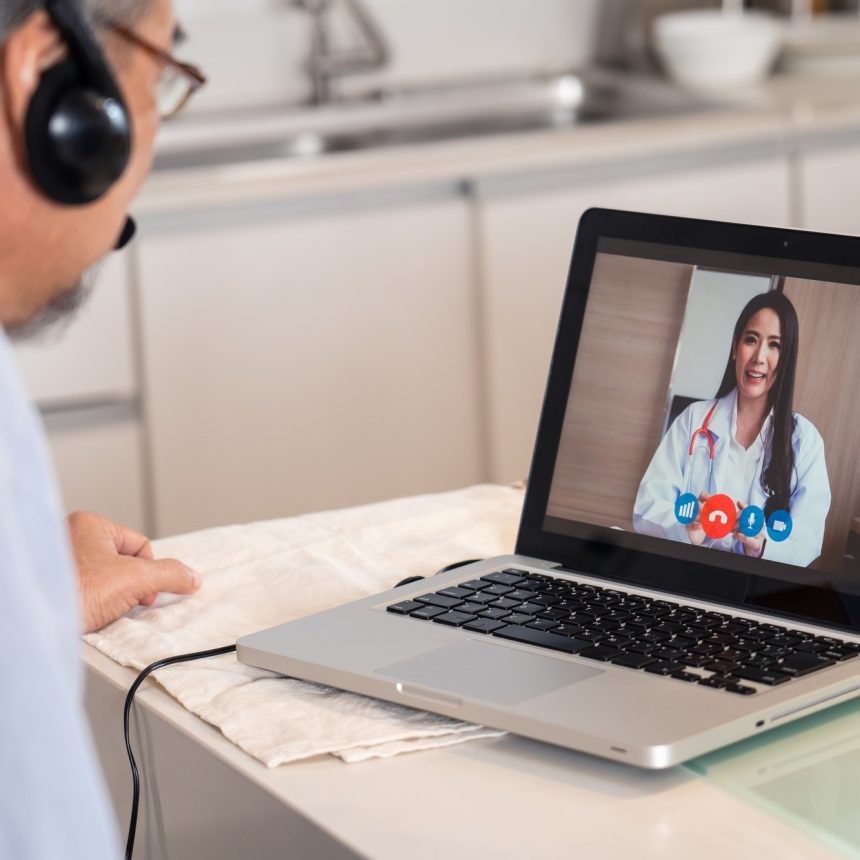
[289,0,389,105]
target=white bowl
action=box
[653,10,784,90]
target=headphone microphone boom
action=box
[115,215,136,250]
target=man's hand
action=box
[68,511,200,634]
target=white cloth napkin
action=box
[85,484,524,766]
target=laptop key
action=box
[653,621,683,635]
[518,578,546,591]
[459,580,486,592]
[699,676,730,689]
[628,642,661,655]
[527,618,560,632]
[678,654,711,668]
[671,671,700,683]
[504,613,533,626]
[638,631,671,645]
[705,632,736,647]
[744,655,777,669]
[726,683,757,696]
[611,653,657,670]
[823,646,860,661]
[578,645,621,662]
[416,593,463,609]
[433,611,477,627]
[481,607,512,621]
[601,634,634,650]
[759,645,789,658]
[732,666,791,686]
[469,592,499,606]
[705,659,739,675]
[387,600,423,615]
[481,583,515,597]
[492,625,589,655]
[554,624,585,638]
[482,571,526,587]
[808,634,840,646]
[539,607,569,621]
[490,597,520,610]
[437,587,476,600]
[459,602,485,615]
[644,661,684,676]
[793,641,829,654]
[463,618,507,634]
[578,630,608,643]
[520,601,546,615]
[777,652,836,676]
[410,605,447,620]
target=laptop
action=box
[238,208,860,768]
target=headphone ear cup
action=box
[25,58,131,205]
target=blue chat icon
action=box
[766,510,793,543]
[738,505,765,538]
[675,493,699,525]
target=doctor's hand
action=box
[684,492,711,546]
[733,501,766,559]
[68,511,201,634]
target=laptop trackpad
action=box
[377,638,603,706]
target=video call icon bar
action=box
[673,493,793,545]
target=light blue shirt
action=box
[0,329,118,858]
[633,389,831,567]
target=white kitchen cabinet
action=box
[136,194,483,536]
[477,157,792,484]
[13,251,136,407]
[12,250,147,532]
[42,410,148,533]
[797,144,860,233]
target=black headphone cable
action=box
[123,644,237,860]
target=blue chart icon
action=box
[767,510,793,542]
[675,493,700,525]
[738,505,765,538]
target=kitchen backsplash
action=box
[174,0,601,112]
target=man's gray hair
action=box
[0,0,151,45]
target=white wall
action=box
[173,0,601,112]
[672,269,771,400]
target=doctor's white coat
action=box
[632,390,831,568]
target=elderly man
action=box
[0,0,204,855]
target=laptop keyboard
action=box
[386,568,860,695]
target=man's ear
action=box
[1,9,66,129]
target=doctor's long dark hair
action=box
[715,291,800,518]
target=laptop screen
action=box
[520,211,860,631]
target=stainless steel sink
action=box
[154,69,724,170]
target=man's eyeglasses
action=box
[104,22,207,120]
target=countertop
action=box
[85,643,843,860]
[135,71,860,216]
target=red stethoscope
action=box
[686,401,718,493]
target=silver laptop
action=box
[238,208,860,768]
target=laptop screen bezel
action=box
[516,208,860,634]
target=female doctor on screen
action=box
[633,291,831,567]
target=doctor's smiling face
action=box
[733,308,781,404]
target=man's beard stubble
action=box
[6,263,101,343]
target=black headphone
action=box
[25,0,132,205]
